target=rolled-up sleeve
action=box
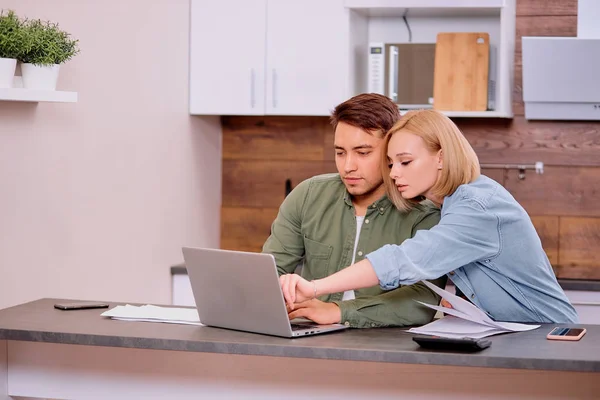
[366,199,501,289]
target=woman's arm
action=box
[279,259,379,308]
[280,199,501,308]
[368,199,500,289]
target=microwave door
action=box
[388,45,399,103]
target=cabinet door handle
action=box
[250,68,256,108]
[272,69,277,108]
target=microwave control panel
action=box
[368,43,385,95]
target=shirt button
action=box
[449,271,455,276]
[358,251,363,256]
[471,294,475,299]
[365,219,370,224]
[344,321,350,326]
[379,207,385,212]
[371,323,376,327]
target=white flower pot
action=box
[0,57,17,88]
[21,63,61,90]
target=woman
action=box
[280,110,578,323]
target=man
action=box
[262,93,446,328]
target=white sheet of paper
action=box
[101,304,203,326]
[111,317,204,326]
[408,281,540,339]
[408,316,508,339]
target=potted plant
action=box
[0,10,25,88]
[19,18,79,90]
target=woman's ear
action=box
[437,150,443,170]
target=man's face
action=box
[334,122,385,200]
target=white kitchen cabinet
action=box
[172,271,195,307]
[190,0,516,118]
[189,0,267,115]
[190,0,350,116]
[564,290,600,325]
[265,0,349,115]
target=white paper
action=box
[101,304,204,326]
[407,281,540,339]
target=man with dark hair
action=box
[262,93,446,328]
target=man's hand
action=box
[286,299,342,325]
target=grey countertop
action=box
[171,264,600,291]
[1,298,599,373]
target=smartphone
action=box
[54,302,109,310]
[546,327,586,341]
[412,335,491,352]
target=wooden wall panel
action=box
[557,217,600,279]
[222,116,330,161]
[513,63,524,116]
[515,16,577,63]
[517,0,577,16]
[530,216,559,265]
[504,167,600,217]
[222,160,337,208]
[221,207,279,252]
[481,168,505,186]
[458,118,600,167]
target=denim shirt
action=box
[366,175,578,324]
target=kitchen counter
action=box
[1,298,599,399]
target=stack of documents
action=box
[408,281,540,339]
[101,304,204,326]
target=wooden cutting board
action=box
[433,32,490,111]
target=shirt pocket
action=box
[302,236,333,280]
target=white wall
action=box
[0,0,221,309]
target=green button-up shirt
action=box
[262,173,446,328]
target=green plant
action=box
[0,9,26,59]
[20,18,80,66]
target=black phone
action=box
[412,335,491,352]
[54,302,109,310]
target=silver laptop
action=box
[181,247,349,338]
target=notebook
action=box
[181,247,349,338]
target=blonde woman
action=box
[280,110,578,324]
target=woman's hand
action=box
[279,274,314,309]
[441,299,453,309]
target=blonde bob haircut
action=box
[381,109,481,212]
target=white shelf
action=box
[0,88,78,103]
[345,0,504,6]
[398,109,513,118]
[345,0,504,17]
[441,110,513,118]
[347,0,515,118]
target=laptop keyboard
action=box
[291,323,319,331]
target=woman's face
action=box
[387,131,442,203]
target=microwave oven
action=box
[368,42,436,109]
[368,41,496,111]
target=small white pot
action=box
[21,63,61,90]
[0,57,17,88]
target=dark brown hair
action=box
[330,93,401,139]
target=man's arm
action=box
[333,277,446,328]
[262,179,310,275]
[334,208,445,328]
